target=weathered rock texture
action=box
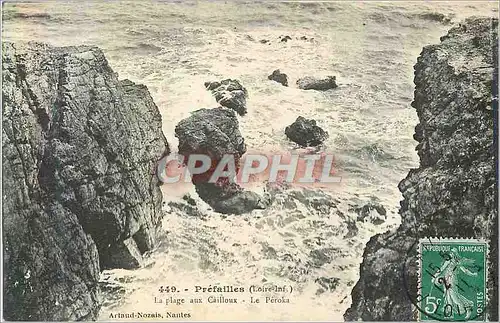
[205,79,248,116]
[285,116,329,147]
[296,75,337,91]
[175,108,265,214]
[268,69,288,86]
[176,108,246,168]
[345,17,498,321]
[3,42,168,320]
[351,202,387,225]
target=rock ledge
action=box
[345,17,498,321]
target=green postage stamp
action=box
[418,238,488,322]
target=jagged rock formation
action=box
[268,69,288,86]
[345,17,498,321]
[204,79,248,116]
[2,42,169,320]
[296,76,337,91]
[175,108,266,214]
[279,35,292,42]
[285,116,329,147]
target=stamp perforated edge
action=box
[416,237,490,322]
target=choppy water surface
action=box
[3,1,498,320]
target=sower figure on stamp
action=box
[431,248,478,320]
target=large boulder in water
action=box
[195,182,268,214]
[2,42,169,320]
[297,76,338,91]
[175,108,266,214]
[345,17,498,321]
[351,202,387,225]
[204,79,248,116]
[175,108,246,169]
[285,116,329,147]
[268,69,288,86]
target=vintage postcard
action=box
[1,0,498,322]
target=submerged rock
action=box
[297,76,338,91]
[245,34,255,41]
[417,12,452,24]
[298,36,315,42]
[168,200,205,219]
[344,219,359,239]
[204,79,249,116]
[196,182,268,214]
[345,17,498,321]
[351,202,387,225]
[182,193,197,206]
[315,277,341,294]
[2,42,168,320]
[268,69,288,86]
[279,35,292,42]
[285,116,329,147]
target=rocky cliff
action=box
[2,42,169,320]
[345,17,498,321]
